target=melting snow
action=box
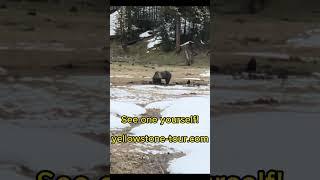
[200,70,210,77]
[180,77,201,80]
[147,36,162,49]
[110,11,119,36]
[180,41,194,46]
[0,169,31,180]
[139,30,153,38]
[287,28,320,47]
[110,114,130,130]
[110,75,134,78]
[131,96,210,174]
[110,100,146,117]
[0,124,106,175]
[110,84,210,173]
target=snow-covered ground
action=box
[110,11,119,36]
[287,28,320,47]
[212,74,320,179]
[200,70,210,77]
[110,82,210,173]
[0,124,106,175]
[139,30,153,38]
[110,101,146,130]
[147,36,162,49]
[0,75,107,179]
[131,96,210,173]
[214,75,320,106]
[0,169,31,180]
[111,84,209,105]
[214,112,320,179]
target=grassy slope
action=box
[111,38,210,67]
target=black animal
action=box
[152,71,171,85]
[246,57,257,73]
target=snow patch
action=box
[312,72,320,79]
[139,30,153,38]
[0,124,106,174]
[110,11,119,36]
[0,169,31,180]
[110,100,146,130]
[147,36,162,49]
[200,70,210,77]
[110,100,146,117]
[287,28,320,47]
[110,75,134,78]
[180,77,201,80]
[180,41,194,46]
[110,114,130,130]
[131,96,210,174]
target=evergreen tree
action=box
[112,6,210,52]
[159,6,176,51]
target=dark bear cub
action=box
[152,71,172,85]
[246,57,257,73]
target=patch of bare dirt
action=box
[110,63,210,86]
[110,106,186,174]
[110,143,184,174]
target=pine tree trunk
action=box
[126,6,132,41]
[119,7,126,50]
[184,18,187,35]
[175,15,181,53]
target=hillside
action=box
[110,6,210,67]
[110,37,210,67]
